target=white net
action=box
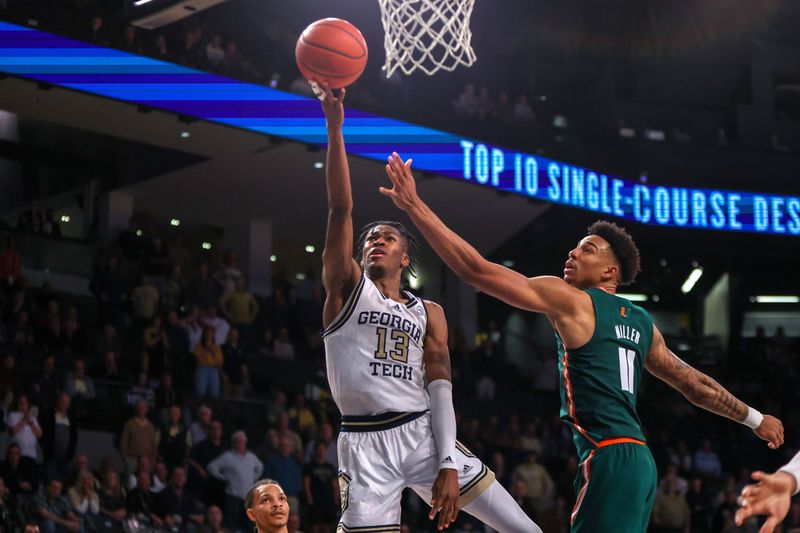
[378,0,476,77]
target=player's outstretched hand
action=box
[380,152,420,211]
[735,470,796,533]
[429,469,459,531]
[312,80,345,128]
[754,415,784,449]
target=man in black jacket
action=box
[159,467,203,531]
[0,444,37,496]
[126,470,164,527]
[41,393,78,479]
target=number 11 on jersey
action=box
[618,347,636,394]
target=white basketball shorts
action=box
[336,410,495,532]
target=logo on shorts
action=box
[338,472,350,513]
[462,464,473,475]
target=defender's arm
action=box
[381,153,580,318]
[318,84,361,327]
[644,325,784,448]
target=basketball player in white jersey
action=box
[314,81,541,532]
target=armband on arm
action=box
[428,379,458,470]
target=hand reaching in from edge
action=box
[380,152,421,211]
[735,470,795,533]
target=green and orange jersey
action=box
[556,288,655,459]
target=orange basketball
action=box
[295,18,368,90]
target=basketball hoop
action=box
[378,0,476,77]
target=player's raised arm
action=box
[644,325,784,449]
[316,82,361,328]
[422,301,459,531]
[380,152,580,318]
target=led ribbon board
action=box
[1,21,798,236]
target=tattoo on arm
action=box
[650,347,747,422]
[671,355,690,373]
[695,373,748,421]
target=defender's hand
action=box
[312,80,345,128]
[754,415,784,449]
[735,470,795,532]
[380,152,420,211]
[429,468,459,531]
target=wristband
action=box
[742,406,763,429]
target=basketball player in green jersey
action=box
[379,152,785,532]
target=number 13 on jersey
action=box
[374,327,410,363]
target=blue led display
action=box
[0,21,798,236]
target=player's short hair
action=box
[355,220,420,282]
[244,479,283,511]
[587,220,641,285]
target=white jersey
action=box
[323,275,430,416]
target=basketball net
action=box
[378,0,476,77]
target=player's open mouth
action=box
[564,262,575,273]
[369,250,386,258]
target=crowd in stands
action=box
[0,217,335,533]
[0,212,795,533]
[13,203,62,240]
[452,83,537,125]
[82,16,260,83]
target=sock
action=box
[462,480,544,533]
